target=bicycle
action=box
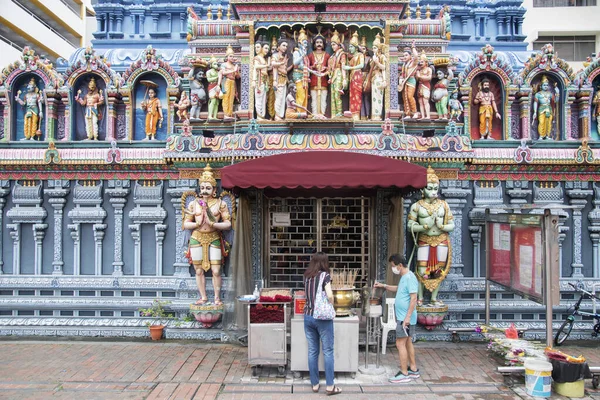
[554,283,600,346]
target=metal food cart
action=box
[247,301,290,376]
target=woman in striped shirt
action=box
[303,252,342,395]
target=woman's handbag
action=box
[313,272,336,320]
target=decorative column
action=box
[566,182,593,278]
[179,12,186,37]
[68,224,81,275]
[68,181,107,275]
[93,224,107,275]
[60,93,71,141]
[45,97,58,140]
[152,13,159,32]
[139,15,145,37]
[107,180,130,276]
[46,180,70,275]
[116,14,123,33]
[461,16,468,35]
[167,179,196,278]
[532,181,567,276]
[589,183,600,278]
[474,17,480,40]
[517,91,531,139]
[129,15,135,38]
[33,223,48,275]
[128,180,167,276]
[106,96,118,141]
[6,181,47,275]
[0,180,9,274]
[441,180,470,277]
[156,224,167,276]
[7,224,20,274]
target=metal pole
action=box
[484,210,490,325]
[365,316,370,368]
[361,197,366,278]
[544,209,553,348]
[317,199,322,253]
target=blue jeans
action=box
[303,314,334,386]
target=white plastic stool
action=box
[380,297,396,355]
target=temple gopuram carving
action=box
[0,0,599,341]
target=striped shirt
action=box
[303,272,331,317]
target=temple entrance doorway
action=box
[266,197,373,289]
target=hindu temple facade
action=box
[0,0,599,341]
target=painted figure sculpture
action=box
[220,45,240,121]
[473,78,501,139]
[432,69,453,120]
[398,40,419,120]
[75,77,104,140]
[292,28,309,113]
[140,85,163,140]
[344,32,365,121]
[183,165,232,306]
[532,75,559,140]
[206,57,222,121]
[253,42,270,120]
[370,33,386,121]
[14,77,44,140]
[415,52,433,120]
[407,167,454,306]
[328,30,347,119]
[307,34,330,118]
[594,86,600,136]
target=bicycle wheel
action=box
[554,318,574,346]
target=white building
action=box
[522,0,600,70]
[0,0,95,66]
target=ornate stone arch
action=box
[458,44,517,141]
[0,47,64,141]
[61,46,121,141]
[520,44,579,140]
[576,54,600,140]
[119,45,181,140]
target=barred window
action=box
[534,36,596,61]
[533,0,596,6]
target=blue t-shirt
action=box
[395,270,418,325]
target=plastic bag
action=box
[505,323,518,339]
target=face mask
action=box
[391,266,400,275]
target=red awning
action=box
[220,151,427,196]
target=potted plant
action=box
[139,299,172,340]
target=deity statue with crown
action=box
[14,77,44,140]
[220,45,240,122]
[532,75,559,140]
[182,165,234,326]
[407,167,454,329]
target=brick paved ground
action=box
[0,339,597,399]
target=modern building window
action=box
[533,0,596,6]
[534,35,596,61]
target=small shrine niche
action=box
[251,24,384,121]
[12,75,46,141]
[71,73,108,141]
[592,75,600,141]
[529,73,563,141]
[469,73,504,141]
[0,46,63,142]
[133,73,168,141]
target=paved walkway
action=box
[0,338,598,399]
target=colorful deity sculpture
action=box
[415,52,433,120]
[183,165,232,306]
[398,41,419,120]
[593,86,600,136]
[370,33,387,121]
[253,41,271,120]
[292,28,310,113]
[206,57,222,121]
[473,77,501,139]
[344,32,365,121]
[188,67,207,120]
[432,69,453,120]
[14,77,43,140]
[285,83,309,119]
[307,33,330,118]
[448,90,463,122]
[271,39,291,121]
[220,45,240,121]
[359,36,372,120]
[176,91,191,121]
[407,167,455,306]
[328,30,347,118]
[75,77,104,140]
[141,86,163,140]
[267,36,278,119]
[532,75,559,140]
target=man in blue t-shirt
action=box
[375,253,419,383]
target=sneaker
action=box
[389,371,412,383]
[408,368,420,379]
